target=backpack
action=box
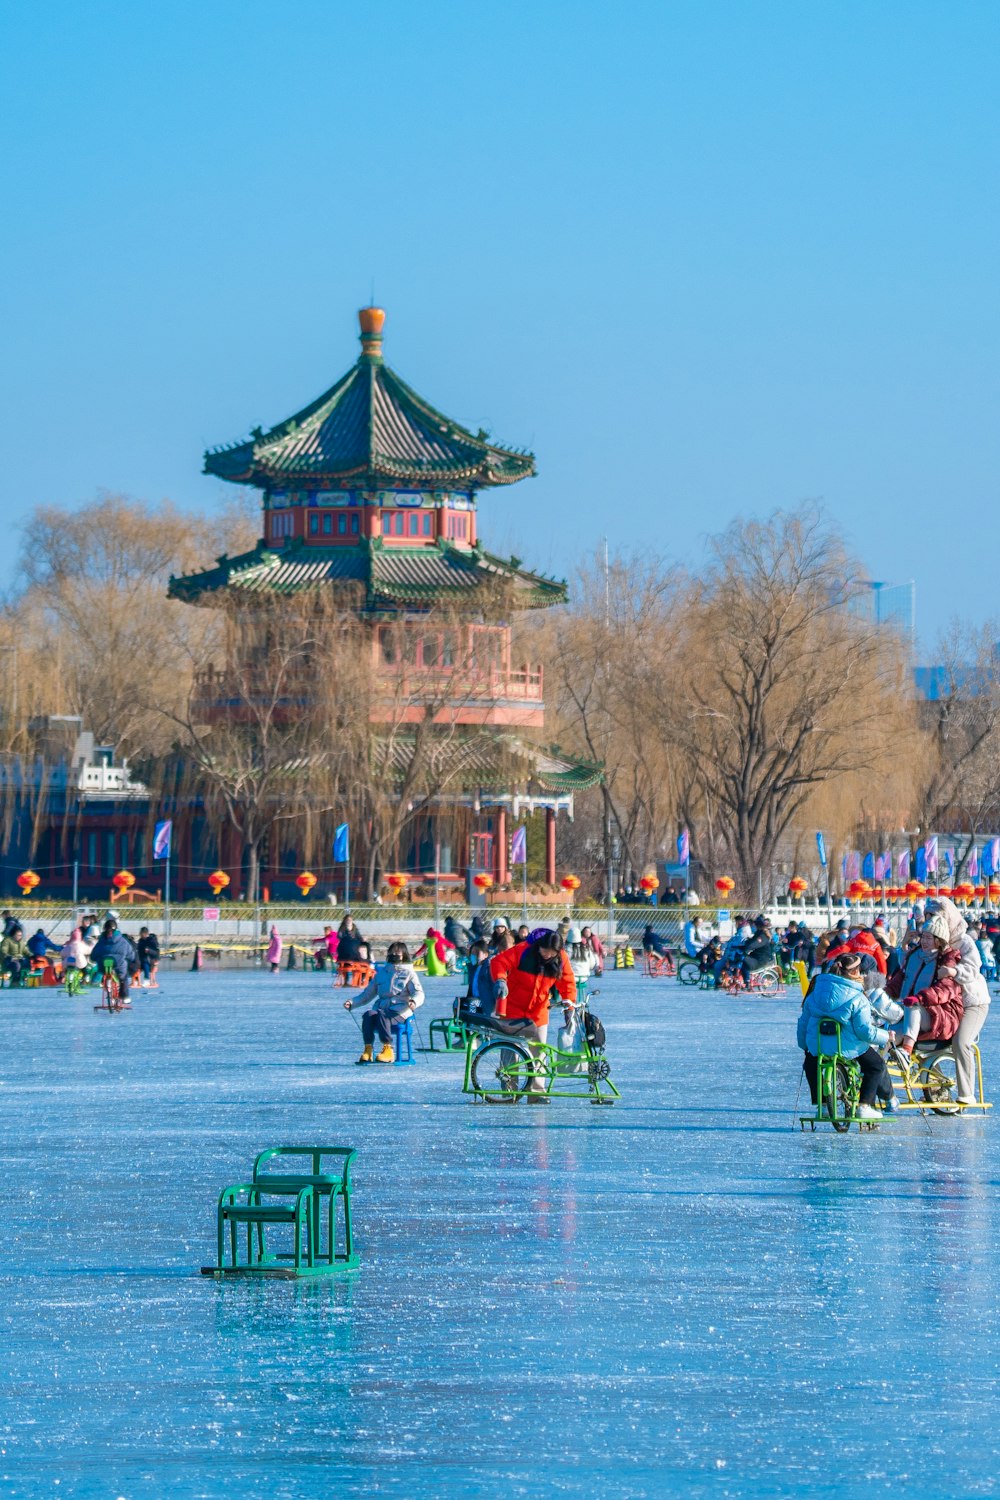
[583,1011,606,1050]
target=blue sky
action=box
[0,0,997,644]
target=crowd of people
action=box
[797,896,991,1116]
[0,909,161,998]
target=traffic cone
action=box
[191,945,203,971]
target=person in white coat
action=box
[925,896,990,1103]
[345,942,424,1064]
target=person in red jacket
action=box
[489,930,577,1043]
[825,926,888,976]
[885,915,964,1057]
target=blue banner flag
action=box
[333,823,350,863]
[915,846,928,882]
[677,829,690,866]
[862,852,875,882]
[945,847,955,877]
[153,820,172,860]
[511,825,527,865]
[816,832,827,868]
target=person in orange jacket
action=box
[488,929,577,1043]
[825,926,888,976]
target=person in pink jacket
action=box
[266,925,282,973]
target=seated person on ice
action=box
[61,927,90,975]
[823,924,888,976]
[738,917,776,985]
[337,915,369,965]
[90,918,136,1003]
[641,925,675,962]
[345,942,424,1064]
[883,914,963,1060]
[27,927,61,965]
[0,924,31,984]
[461,939,495,1016]
[698,935,724,979]
[797,950,893,1120]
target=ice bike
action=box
[94,959,129,1013]
[799,1019,881,1133]
[887,1040,991,1116]
[461,991,620,1105]
[643,951,677,978]
[718,965,782,997]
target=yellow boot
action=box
[376,1043,395,1064]
[356,1045,374,1065]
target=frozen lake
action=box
[1,967,998,1498]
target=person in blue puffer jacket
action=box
[797,951,893,1120]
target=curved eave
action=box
[202,355,536,491]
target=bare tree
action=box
[149,592,364,900]
[910,623,1000,871]
[671,505,905,901]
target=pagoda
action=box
[169,308,599,896]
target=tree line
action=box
[0,494,994,902]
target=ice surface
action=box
[0,968,998,1498]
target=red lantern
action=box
[16,870,39,895]
[112,870,135,893]
[639,874,660,894]
[905,880,925,898]
[561,875,581,894]
[925,885,939,897]
[715,876,735,897]
[295,871,317,896]
[472,872,494,892]
[990,882,1000,901]
[385,873,408,893]
[974,885,986,900]
[788,877,808,898]
[953,882,975,903]
[938,884,953,897]
[208,870,230,897]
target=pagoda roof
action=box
[203,308,535,492]
[167,538,567,611]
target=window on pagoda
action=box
[445,512,470,543]
[268,511,295,543]
[382,508,432,540]
[307,509,359,540]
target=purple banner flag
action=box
[969,846,979,878]
[897,850,909,880]
[510,825,527,866]
[924,835,938,874]
[677,829,690,866]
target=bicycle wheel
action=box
[677,961,699,986]
[822,1059,853,1132]
[469,1039,533,1102]
[756,968,780,997]
[919,1052,961,1114]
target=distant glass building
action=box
[849,579,916,637]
